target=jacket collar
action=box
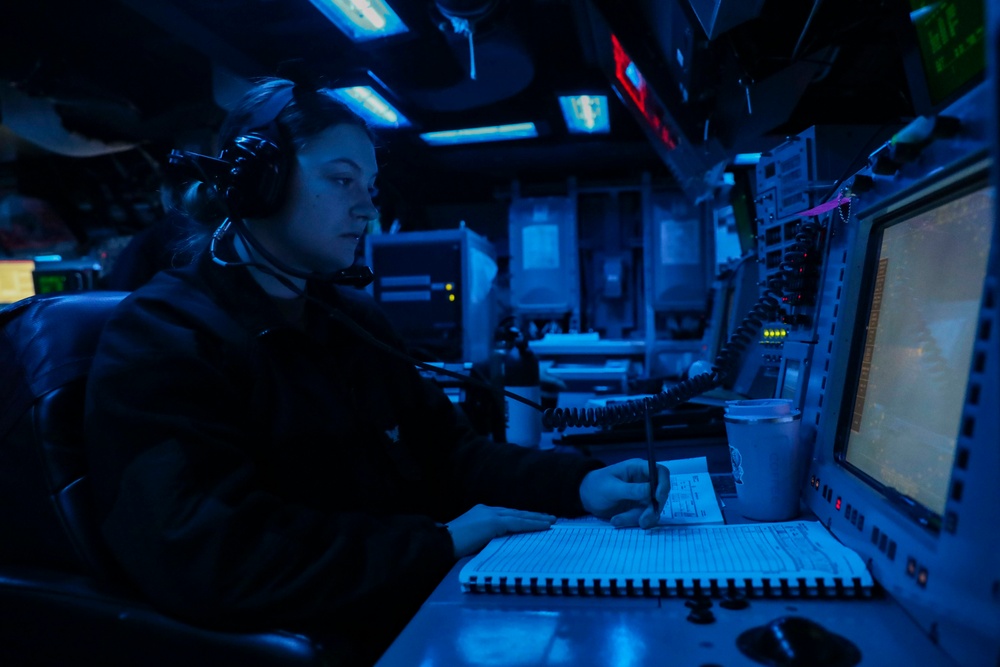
[192,233,354,340]
[194,234,302,338]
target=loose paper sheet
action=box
[557,456,723,526]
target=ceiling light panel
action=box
[308,0,408,42]
[327,86,410,128]
[559,95,610,134]
[419,123,538,146]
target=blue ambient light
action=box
[558,95,610,134]
[327,86,410,128]
[733,153,763,165]
[307,0,408,42]
[624,62,643,91]
[419,122,538,146]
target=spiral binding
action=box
[463,574,871,598]
[541,218,824,431]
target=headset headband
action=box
[242,83,297,134]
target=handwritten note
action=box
[557,456,724,527]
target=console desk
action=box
[376,438,958,666]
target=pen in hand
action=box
[644,399,659,516]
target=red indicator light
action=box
[611,33,678,150]
[835,497,842,511]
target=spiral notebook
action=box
[460,521,873,598]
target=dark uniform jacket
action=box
[84,239,602,664]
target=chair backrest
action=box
[0,292,329,666]
[0,292,128,579]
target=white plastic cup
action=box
[724,399,805,521]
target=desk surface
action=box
[377,586,956,666]
[376,447,959,667]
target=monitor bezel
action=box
[832,168,993,533]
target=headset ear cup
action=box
[219,131,290,218]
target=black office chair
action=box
[0,293,326,666]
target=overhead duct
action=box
[434,0,505,79]
[400,0,534,112]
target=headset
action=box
[168,85,292,219]
[168,82,374,288]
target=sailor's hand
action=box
[579,459,671,529]
[446,504,556,558]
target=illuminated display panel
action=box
[610,34,678,151]
[908,0,986,108]
[0,260,35,305]
[838,183,993,525]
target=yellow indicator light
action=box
[445,283,454,291]
[448,294,456,302]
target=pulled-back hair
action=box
[218,77,375,152]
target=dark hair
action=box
[175,77,376,243]
[219,77,375,153]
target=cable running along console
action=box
[540,217,826,431]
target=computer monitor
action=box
[365,228,497,364]
[31,258,102,295]
[799,55,997,667]
[902,0,987,114]
[834,180,993,527]
[805,144,999,664]
[0,259,36,306]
